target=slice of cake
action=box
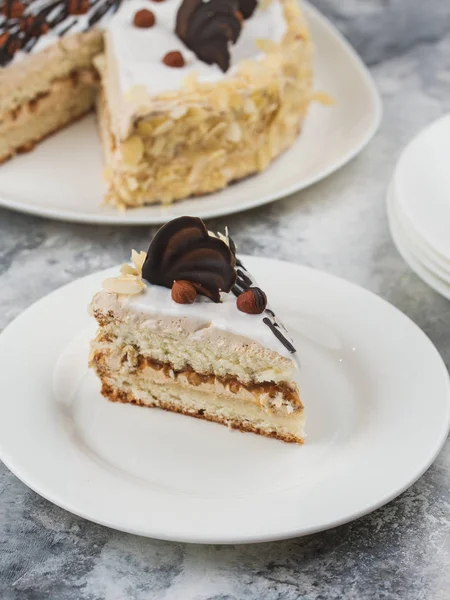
[0,0,122,163]
[89,216,304,443]
[96,0,313,208]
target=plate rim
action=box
[0,2,382,226]
[0,256,449,544]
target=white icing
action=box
[106,0,287,98]
[123,283,294,358]
[5,0,287,100]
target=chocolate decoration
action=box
[229,251,297,354]
[0,0,122,66]
[175,0,242,72]
[250,287,267,311]
[263,317,296,353]
[142,216,236,303]
[238,0,256,19]
[236,287,267,314]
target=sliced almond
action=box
[102,275,145,295]
[131,249,147,272]
[120,136,144,166]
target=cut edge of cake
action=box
[0,30,103,164]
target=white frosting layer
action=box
[106,0,287,98]
[5,0,286,100]
[117,283,294,358]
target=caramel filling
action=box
[136,356,302,409]
[1,68,99,124]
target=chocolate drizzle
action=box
[229,242,297,354]
[142,216,236,303]
[0,0,122,66]
[175,0,242,72]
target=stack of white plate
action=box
[388,114,450,300]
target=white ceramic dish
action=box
[394,113,450,260]
[0,2,382,225]
[0,256,448,544]
[389,184,450,280]
[387,184,450,300]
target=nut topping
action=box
[172,280,197,304]
[162,50,185,68]
[68,0,90,15]
[236,287,267,314]
[133,8,155,27]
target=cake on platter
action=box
[89,216,304,443]
[1,0,314,209]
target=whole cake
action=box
[1,0,313,208]
[89,216,304,442]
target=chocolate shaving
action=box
[142,216,236,303]
[175,0,242,72]
[237,268,252,287]
[238,0,257,19]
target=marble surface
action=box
[1,1,450,598]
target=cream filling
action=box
[103,376,305,441]
[0,69,97,131]
[92,348,302,417]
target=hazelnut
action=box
[236,287,267,314]
[133,9,156,28]
[67,0,89,15]
[163,51,185,68]
[2,0,24,18]
[172,280,197,304]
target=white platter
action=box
[0,2,381,225]
[0,256,448,544]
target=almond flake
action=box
[120,136,144,166]
[170,106,188,119]
[153,120,174,136]
[243,98,256,114]
[131,249,147,272]
[226,122,242,143]
[102,275,145,295]
[120,263,139,276]
[255,38,278,53]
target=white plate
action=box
[0,256,448,544]
[394,113,450,259]
[387,184,450,299]
[0,3,381,225]
[392,185,450,277]
[389,184,450,280]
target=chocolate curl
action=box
[142,216,236,302]
[175,0,242,72]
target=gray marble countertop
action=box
[1,1,450,599]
